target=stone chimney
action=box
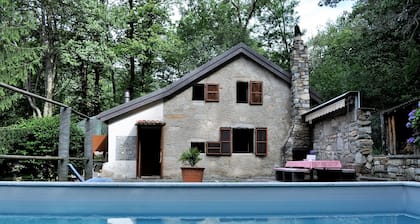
[283,25,311,163]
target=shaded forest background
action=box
[1,0,419,124]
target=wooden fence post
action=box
[58,107,71,181]
[84,118,93,179]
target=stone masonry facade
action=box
[283,29,311,164]
[311,107,374,173]
[372,156,420,181]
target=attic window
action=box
[192,84,205,100]
[192,83,219,102]
[236,81,263,105]
[237,82,248,103]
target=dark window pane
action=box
[191,142,205,153]
[236,82,248,103]
[232,129,254,153]
[192,84,205,100]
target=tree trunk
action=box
[93,64,102,115]
[41,6,56,117]
[79,62,89,115]
[26,72,42,118]
[127,0,135,99]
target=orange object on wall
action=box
[92,135,108,153]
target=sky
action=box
[296,0,354,40]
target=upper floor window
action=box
[192,83,219,102]
[192,84,205,100]
[236,82,248,103]
[236,81,263,105]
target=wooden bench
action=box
[339,168,356,181]
[274,167,310,182]
[315,168,356,181]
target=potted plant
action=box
[179,147,205,182]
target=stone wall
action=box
[162,56,291,179]
[372,156,420,181]
[284,28,311,163]
[312,108,374,173]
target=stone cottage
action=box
[96,30,322,179]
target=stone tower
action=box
[283,25,311,163]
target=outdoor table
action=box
[285,160,342,169]
[285,160,342,181]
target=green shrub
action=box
[0,116,84,180]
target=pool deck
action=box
[112,175,277,182]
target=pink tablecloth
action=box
[285,160,342,169]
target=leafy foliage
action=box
[1,0,300,124]
[0,116,84,180]
[179,147,202,167]
[175,0,299,73]
[309,0,420,109]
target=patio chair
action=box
[67,163,112,182]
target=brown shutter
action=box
[206,142,221,155]
[250,81,263,105]
[255,128,267,156]
[205,84,219,102]
[220,128,232,155]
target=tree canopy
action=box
[310,0,420,109]
[0,0,299,125]
[1,0,418,126]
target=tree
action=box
[309,0,420,109]
[0,0,44,115]
[175,0,299,74]
[112,0,173,99]
[256,0,299,68]
[59,0,115,116]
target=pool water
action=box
[0,214,419,224]
[1,182,420,224]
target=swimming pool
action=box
[0,181,419,223]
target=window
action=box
[232,128,254,153]
[236,82,248,103]
[236,81,263,105]
[206,127,267,156]
[192,83,219,102]
[255,128,268,156]
[205,84,219,102]
[250,81,263,105]
[191,142,205,153]
[192,84,205,100]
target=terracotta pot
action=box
[181,167,205,182]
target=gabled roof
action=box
[97,43,322,122]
